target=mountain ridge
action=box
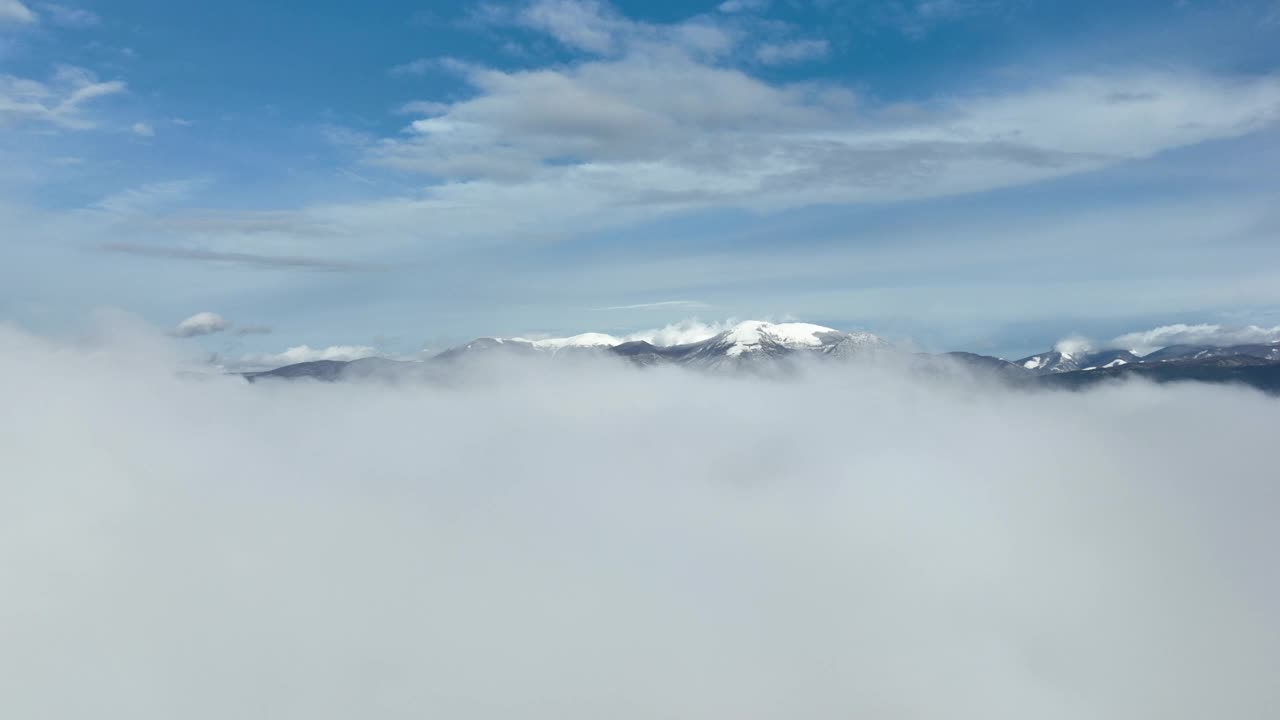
[242,321,1280,393]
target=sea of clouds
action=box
[2,316,1279,719]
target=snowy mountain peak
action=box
[426,320,885,369]
[721,321,840,357]
[1018,348,1141,374]
[519,332,624,350]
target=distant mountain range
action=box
[243,320,1280,394]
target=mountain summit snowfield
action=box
[497,321,860,355]
[718,321,840,355]
[3,319,1280,720]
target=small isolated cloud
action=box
[173,312,229,338]
[0,0,37,24]
[755,39,829,65]
[1109,323,1280,356]
[238,344,377,368]
[131,122,154,137]
[40,2,99,27]
[233,325,273,336]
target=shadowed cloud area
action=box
[1,319,1278,719]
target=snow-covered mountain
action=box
[666,321,885,368]
[252,321,886,380]
[519,332,625,351]
[718,321,844,356]
[1015,341,1280,375]
[431,321,885,368]
[1143,341,1280,363]
[243,322,1280,394]
[1016,348,1141,374]
[1079,349,1141,371]
[1015,350,1083,374]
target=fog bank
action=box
[1,322,1278,719]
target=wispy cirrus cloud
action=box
[0,0,36,24]
[754,38,828,65]
[98,243,384,272]
[0,65,126,130]
[599,300,711,311]
[717,0,769,13]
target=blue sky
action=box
[2,0,1280,363]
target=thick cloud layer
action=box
[1,322,1279,719]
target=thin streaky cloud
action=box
[599,300,711,311]
[98,243,384,272]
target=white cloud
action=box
[131,121,154,137]
[370,52,835,182]
[237,344,377,368]
[0,65,126,130]
[520,0,622,54]
[624,318,733,346]
[754,38,829,65]
[29,3,1269,278]
[512,0,736,59]
[360,5,1280,249]
[1053,334,1092,356]
[0,0,36,24]
[3,322,1280,718]
[173,312,230,338]
[1109,323,1280,355]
